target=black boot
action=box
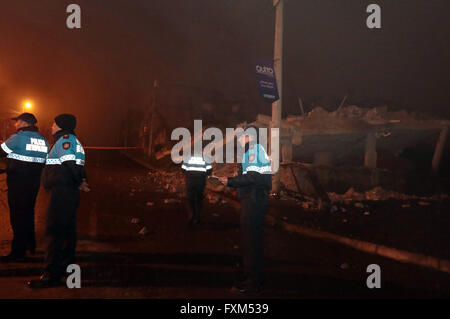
[28,272,62,289]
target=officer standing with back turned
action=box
[28,114,89,288]
[0,113,49,262]
[182,153,212,226]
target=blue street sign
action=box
[255,59,279,103]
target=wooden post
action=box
[281,136,293,163]
[298,97,305,117]
[432,126,448,174]
[364,131,377,168]
[271,0,284,193]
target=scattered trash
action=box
[207,194,220,205]
[131,218,140,224]
[354,202,364,209]
[146,201,154,207]
[418,201,430,206]
[138,227,149,236]
[164,198,181,204]
[340,263,350,270]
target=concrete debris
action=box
[207,194,221,205]
[329,187,449,203]
[418,201,431,206]
[138,226,149,236]
[340,262,350,270]
[164,198,181,204]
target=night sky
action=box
[1,0,449,144]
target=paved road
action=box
[0,150,449,298]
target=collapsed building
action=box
[142,105,449,201]
[239,105,450,196]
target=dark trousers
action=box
[186,178,206,221]
[7,178,40,256]
[44,185,80,279]
[240,189,268,286]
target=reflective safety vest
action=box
[241,143,271,175]
[46,134,85,166]
[1,130,49,163]
[181,155,212,173]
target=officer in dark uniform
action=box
[28,114,89,288]
[0,113,49,262]
[219,125,272,295]
[182,153,212,226]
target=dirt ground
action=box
[0,150,449,299]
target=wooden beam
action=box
[432,126,448,174]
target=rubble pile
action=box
[328,186,449,203]
[245,105,449,140]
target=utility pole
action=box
[272,0,284,193]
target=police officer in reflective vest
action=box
[0,113,49,262]
[219,125,272,295]
[28,114,89,288]
[182,154,212,226]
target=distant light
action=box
[23,101,33,111]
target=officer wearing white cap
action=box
[28,113,89,288]
[0,113,49,262]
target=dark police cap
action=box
[55,114,77,131]
[11,113,37,125]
